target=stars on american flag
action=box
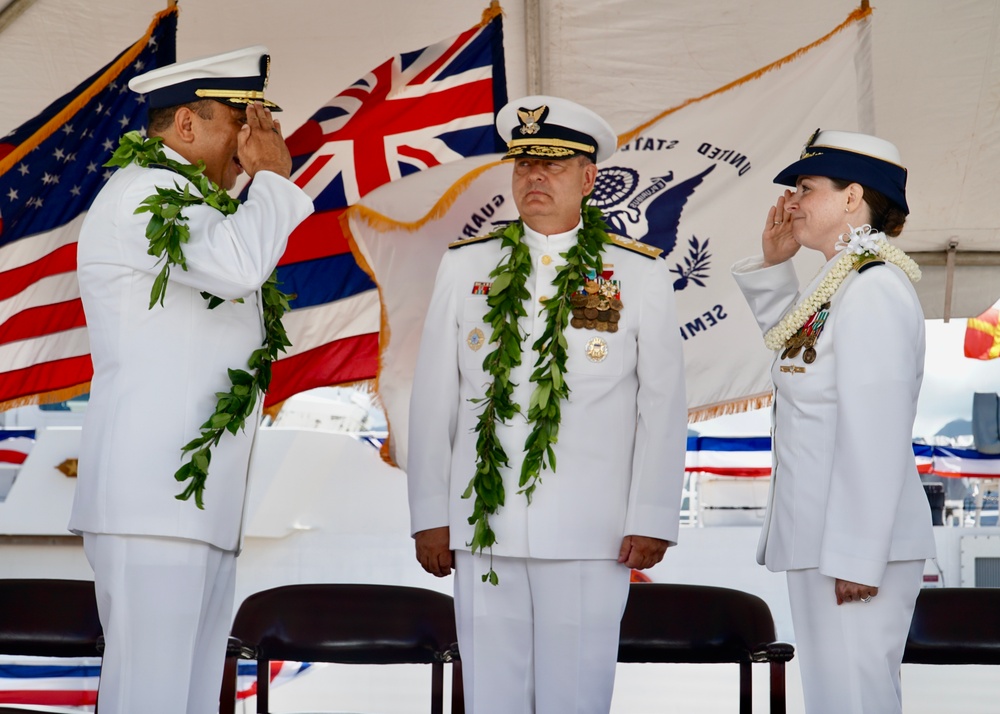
[0,27,167,235]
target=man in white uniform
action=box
[70,47,313,714]
[408,96,688,713]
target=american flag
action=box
[264,5,507,407]
[0,7,177,411]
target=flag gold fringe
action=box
[344,159,503,234]
[0,5,179,177]
[618,5,873,147]
[481,1,503,26]
[688,392,773,424]
[0,382,91,413]
[341,213,399,466]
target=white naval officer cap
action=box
[496,95,617,163]
[128,45,281,111]
[774,129,908,214]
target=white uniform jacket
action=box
[408,221,688,560]
[732,254,936,587]
[71,147,313,551]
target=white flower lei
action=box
[762,224,921,351]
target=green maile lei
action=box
[104,130,293,509]
[465,200,611,584]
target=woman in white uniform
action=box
[732,129,936,714]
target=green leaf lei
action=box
[464,201,612,584]
[104,131,293,509]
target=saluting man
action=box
[71,47,312,714]
[407,96,688,713]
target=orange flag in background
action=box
[965,302,1000,360]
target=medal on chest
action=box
[569,268,622,333]
[781,301,830,364]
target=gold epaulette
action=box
[448,233,500,250]
[608,234,662,259]
[853,256,885,274]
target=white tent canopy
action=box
[2,0,998,317]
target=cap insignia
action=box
[517,105,548,136]
[800,127,821,159]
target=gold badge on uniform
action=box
[517,106,547,135]
[467,327,486,351]
[585,336,609,363]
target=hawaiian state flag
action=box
[0,429,35,466]
[264,5,507,407]
[964,300,1000,360]
[0,7,177,411]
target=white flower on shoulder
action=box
[762,226,921,351]
[835,223,880,256]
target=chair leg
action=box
[770,660,787,714]
[431,661,443,714]
[451,660,465,714]
[257,659,270,714]
[739,661,751,714]
[219,653,238,714]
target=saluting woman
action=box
[732,130,936,714]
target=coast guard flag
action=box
[348,8,873,467]
[264,5,507,407]
[0,7,177,411]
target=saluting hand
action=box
[762,190,799,267]
[237,101,293,180]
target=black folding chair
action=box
[618,582,794,714]
[221,583,462,714]
[903,586,1000,665]
[0,579,103,713]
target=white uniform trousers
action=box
[786,560,924,714]
[83,533,237,714]
[454,551,631,714]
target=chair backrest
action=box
[618,582,778,663]
[0,579,103,658]
[231,583,458,665]
[904,587,1000,665]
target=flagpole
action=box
[525,0,543,94]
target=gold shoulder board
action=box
[448,233,499,250]
[608,234,662,259]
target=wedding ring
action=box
[773,220,782,225]
[861,595,872,603]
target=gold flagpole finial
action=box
[481,0,503,26]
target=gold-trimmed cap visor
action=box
[128,45,282,111]
[496,95,617,163]
[774,129,908,214]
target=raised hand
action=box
[237,101,293,180]
[762,189,799,267]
